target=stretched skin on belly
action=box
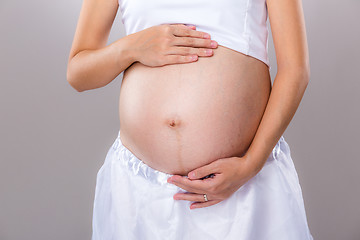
[118,45,271,176]
[167,115,185,174]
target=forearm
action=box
[244,68,310,176]
[67,36,135,92]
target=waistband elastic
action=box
[112,130,178,188]
[111,130,285,187]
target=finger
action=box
[168,179,202,193]
[187,160,222,180]
[172,37,216,49]
[167,46,214,57]
[163,54,198,65]
[190,199,222,210]
[172,23,196,30]
[168,175,212,193]
[173,192,210,202]
[171,24,211,39]
[185,25,196,30]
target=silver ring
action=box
[203,194,208,202]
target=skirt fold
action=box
[92,131,313,240]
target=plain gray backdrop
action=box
[1,0,359,239]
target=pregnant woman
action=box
[67,0,313,239]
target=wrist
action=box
[243,153,266,178]
[123,33,139,63]
[112,35,137,69]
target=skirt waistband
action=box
[110,130,285,187]
[112,130,177,188]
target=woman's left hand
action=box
[167,155,258,210]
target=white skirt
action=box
[92,130,314,240]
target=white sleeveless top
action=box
[118,0,270,68]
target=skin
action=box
[118,44,270,176]
[67,0,310,210]
[168,0,310,209]
[66,0,216,91]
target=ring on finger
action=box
[203,193,208,202]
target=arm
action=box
[245,0,311,176]
[164,0,310,209]
[66,0,135,92]
[66,0,218,92]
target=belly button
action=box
[166,117,181,128]
[169,119,180,128]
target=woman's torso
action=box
[119,45,271,176]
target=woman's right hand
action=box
[128,24,218,67]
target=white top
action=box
[118,0,270,69]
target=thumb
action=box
[187,160,220,180]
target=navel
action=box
[166,116,181,128]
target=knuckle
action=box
[186,37,194,45]
[183,28,191,36]
[163,36,172,45]
[163,24,172,34]
[183,47,191,54]
[170,55,178,63]
[170,55,180,64]
[157,57,166,66]
[198,48,207,55]
[159,39,170,50]
[204,39,212,47]
[158,45,167,54]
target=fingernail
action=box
[211,41,217,48]
[203,33,210,39]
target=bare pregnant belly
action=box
[118,45,271,176]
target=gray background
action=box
[0,0,359,239]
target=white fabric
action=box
[92,130,314,240]
[118,0,271,69]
